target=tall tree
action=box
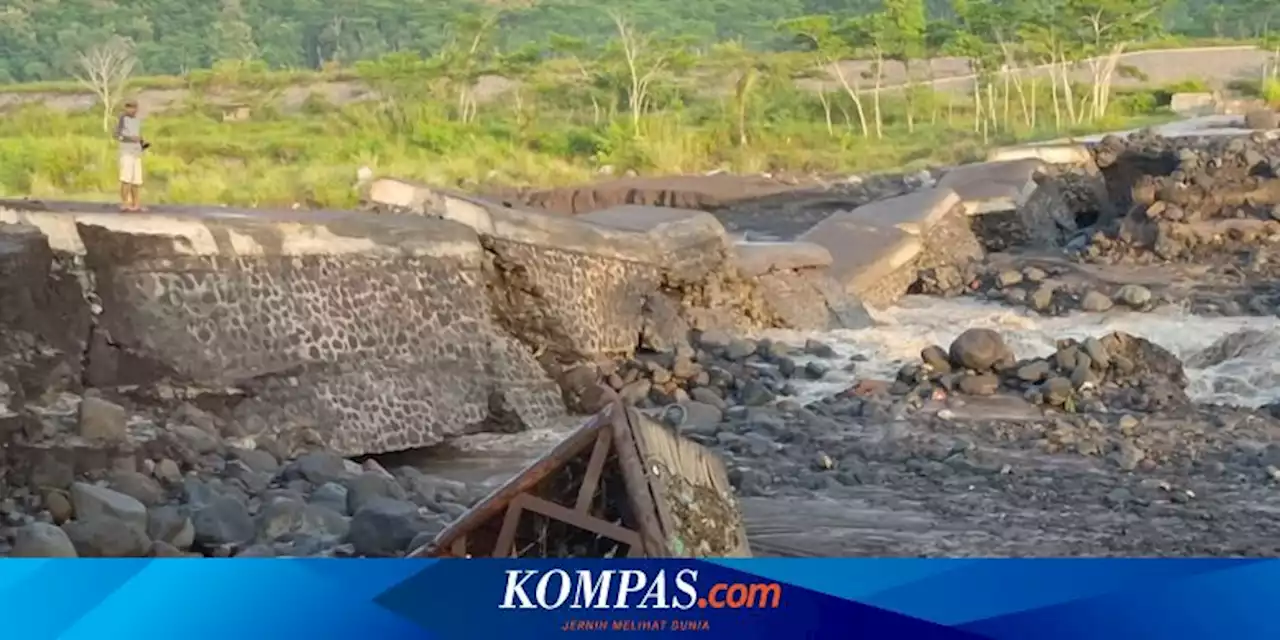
[72,37,137,133]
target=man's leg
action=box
[131,156,143,211]
[118,153,133,210]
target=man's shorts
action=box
[119,153,143,186]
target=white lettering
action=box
[671,569,699,610]
[499,570,538,609]
[535,569,572,609]
[614,570,648,608]
[571,570,614,609]
[637,569,669,609]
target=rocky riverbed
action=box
[11,126,1280,558]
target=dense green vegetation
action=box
[0,0,1275,206]
[1,0,1277,81]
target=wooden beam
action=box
[574,428,613,513]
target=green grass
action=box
[0,75,1182,208]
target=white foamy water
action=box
[762,296,1280,408]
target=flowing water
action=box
[762,296,1280,409]
[442,295,1280,484]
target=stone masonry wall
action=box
[0,204,565,458]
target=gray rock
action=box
[920,345,952,374]
[70,483,148,533]
[191,496,255,547]
[258,497,350,542]
[395,468,467,506]
[619,379,652,405]
[1115,284,1153,308]
[1042,377,1074,406]
[149,540,186,557]
[670,356,701,380]
[1017,360,1052,382]
[725,339,758,360]
[283,452,351,486]
[1022,266,1047,282]
[12,522,77,557]
[107,470,165,506]
[738,380,776,406]
[230,448,279,474]
[78,396,128,442]
[311,482,350,515]
[689,387,726,410]
[224,460,272,494]
[237,544,278,558]
[803,361,831,380]
[147,505,195,549]
[996,270,1023,287]
[347,498,431,557]
[696,329,732,352]
[154,459,182,484]
[181,477,223,507]
[948,328,1010,372]
[63,517,151,557]
[1113,441,1146,471]
[1080,290,1114,312]
[803,339,837,359]
[1029,285,1055,311]
[345,472,408,515]
[676,401,723,435]
[43,489,73,524]
[171,424,222,455]
[407,530,436,556]
[1083,337,1110,370]
[958,374,999,396]
[360,459,395,479]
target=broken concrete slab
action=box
[798,214,923,309]
[987,144,1094,166]
[732,241,832,278]
[576,205,732,283]
[829,187,960,235]
[938,159,1043,215]
[730,241,871,330]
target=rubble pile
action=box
[1083,132,1280,264]
[895,329,1189,413]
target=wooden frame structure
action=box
[409,395,750,559]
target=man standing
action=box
[114,100,145,211]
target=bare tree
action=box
[72,38,137,133]
[608,11,676,139]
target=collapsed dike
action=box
[5,118,1280,557]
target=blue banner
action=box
[8,558,1277,639]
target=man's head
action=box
[123,100,138,116]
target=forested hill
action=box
[0,0,1273,83]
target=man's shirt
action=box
[116,114,142,155]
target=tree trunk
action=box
[1049,57,1061,130]
[903,59,915,134]
[817,91,835,136]
[829,61,870,137]
[972,76,981,133]
[873,54,884,139]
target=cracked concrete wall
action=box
[368,179,868,359]
[0,204,564,457]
